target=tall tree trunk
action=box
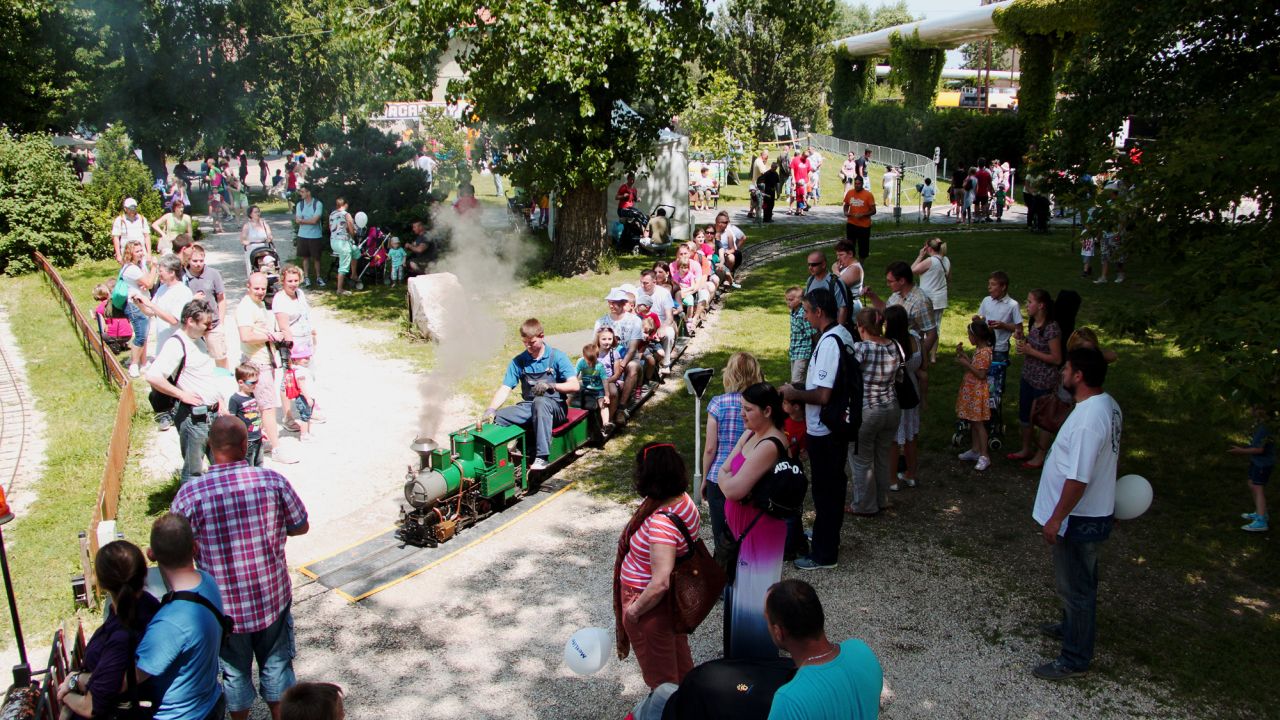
[139,142,168,183]
[551,185,606,276]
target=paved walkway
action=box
[0,303,44,516]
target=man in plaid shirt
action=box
[866,260,939,367]
[172,416,309,720]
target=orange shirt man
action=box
[842,176,877,260]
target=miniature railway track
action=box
[742,224,1027,273]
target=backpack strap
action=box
[162,590,234,639]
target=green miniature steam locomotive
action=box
[397,409,589,547]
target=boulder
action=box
[408,272,467,341]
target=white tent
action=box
[604,128,691,242]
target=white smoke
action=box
[414,208,539,443]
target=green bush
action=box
[83,126,164,257]
[833,104,1030,171]
[0,129,97,274]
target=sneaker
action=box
[302,278,312,288]
[156,414,173,432]
[958,449,980,462]
[1242,517,1269,532]
[601,422,616,436]
[1033,660,1088,681]
[316,278,327,287]
[731,282,742,290]
[889,483,900,492]
[1241,511,1263,521]
[1114,273,1125,283]
[529,458,549,472]
[338,290,353,296]
[270,448,299,465]
[1038,622,1064,641]
[1093,277,1108,284]
[904,477,917,488]
[975,456,992,471]
[794,556,837,571]
[282,420,301,433]
[128,363,140,378]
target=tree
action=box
[678,70,763,160]
[1045,0,1280,406]
[393,1,708,276]
[0,0,96,133]
[834,0,914,38]
[84,126,165,255]
[307,123,434,236]
[716,0,838,135]
[959,40,1015,72]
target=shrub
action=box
[83,126,165,256]
[833,104,1030,172]
[307,123,435,238]
[0,129,97,274]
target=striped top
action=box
[620,494,701,589]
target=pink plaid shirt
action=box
[172,461,308,633]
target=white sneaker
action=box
[904,477,917,488]
[529,458,549,471]
[1093,277,1108,284]
[128,363,140,378]
[270,448,299,465]
[302,278,312,288]
[975,456,991,471]
[316,278,327,287]
[889,483,900,492]
[958,450,980,462]
[1114,273,1126,283]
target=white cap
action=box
[618,283,639,297]
[123,197,138,209]
[605,288,630,302]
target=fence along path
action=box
[32,252,134,602]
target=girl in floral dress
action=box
[956,319,996,470]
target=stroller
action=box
[613,204,676,255]
[353,226,390,289]
[248,244,282,305]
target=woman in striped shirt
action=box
[613,443,701,688]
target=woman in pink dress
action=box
[717,382,790,658]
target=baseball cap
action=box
[123,198,138,209]
[605,288,630,302]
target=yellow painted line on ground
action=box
[348,481,578,603]
[296,525,398,577]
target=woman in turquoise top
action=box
[718,382,790,659]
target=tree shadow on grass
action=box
[147,472,182,515]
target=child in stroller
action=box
[249,245,282,305]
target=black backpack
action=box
[147,335,188,415]
[748,437,808,519]
[816,332,863,443]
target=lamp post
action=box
[0,486,29,685]
[683,368,715,501]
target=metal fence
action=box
[799,132,939,208]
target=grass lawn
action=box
[0,262,165,647]
[567,228,1276,716]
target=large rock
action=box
[408,272,467,341]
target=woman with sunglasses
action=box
[717,382,791,659]
[614,443,701,688]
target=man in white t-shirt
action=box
[236,273,295,465]
[781,287,854,571]
[1031,347,1122,681]
[146,301,223,484]
[112,197,152,264]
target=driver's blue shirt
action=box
[502,346,577,390]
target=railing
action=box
[799,132,939,207]
[32,252,134,602]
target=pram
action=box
[248,244,282,305]
[353,226,390,289]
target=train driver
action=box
[483,318,580,472]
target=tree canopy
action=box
[834,0,914,38]
[1045,0,1280,405]
[678,69,763,159]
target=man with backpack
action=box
[172,416,310,720]
[147,300,222,485]
[802,251,850,328]
[136,512,227,720]
[781,288,858,571]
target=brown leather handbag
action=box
[1031,393,1073,434]
[661,511,727,634]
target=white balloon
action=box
[563,627,610,675]
[354,211,368,229]
[1114,474,1153,520]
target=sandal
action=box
[1006,451,1031,461]
[1020,461,1044,470]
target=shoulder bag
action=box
[713,510,765,586]
[1031,393,1073,434]
[660,511,727,635]
[892,340,921,410]
[747,437,808,519]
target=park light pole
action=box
[683,368,715,501]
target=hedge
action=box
[833,105,1030,174]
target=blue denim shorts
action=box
[219,605,296,711]
[123,301,149,348]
